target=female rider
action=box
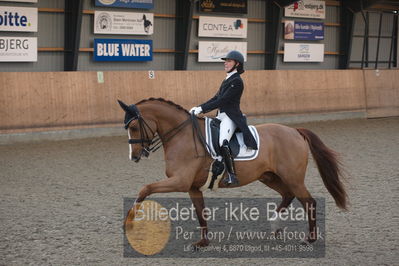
[190,50,257,186]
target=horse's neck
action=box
[140,103,206,158]
[141,103,189,137]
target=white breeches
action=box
[217,112,237,147]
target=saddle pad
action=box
[205,117,260,161]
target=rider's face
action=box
[224,59,238,73]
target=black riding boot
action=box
[221,140,239,186]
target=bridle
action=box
[124,105,192,162]
[126,114,155,160]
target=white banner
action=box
[94,11,153,35]
[0,37,37,62]
[0,0,37,2]
[284,43,324,62]
[198,41,247,62]
[285,0,326,19]
[0,6,38,32]
[199,16,247,38]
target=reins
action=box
[149,117,192,153]
[191,113,214,158]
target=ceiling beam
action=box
[370,4,399,11]
[64,0,83,71]
[339,0,355,69]
[174,0,194,70]
[265,1,283,69]
[345,0,384,12]
[273,0,298,8]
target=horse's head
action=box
[117,100,157,162]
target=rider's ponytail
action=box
[237,63,245,74]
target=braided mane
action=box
[135,97,190,115]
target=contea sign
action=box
[0,6,38,32]
[94,39,153,61]
[198,16,247,38]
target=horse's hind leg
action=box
[259,172,295,233]
[286,183,317,243]
[259,172,295,211]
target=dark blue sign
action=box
[294,21,324,41]
[94,39,153,62]
[95,0,153,9]
[199,0,247,14]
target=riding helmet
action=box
[221,50,244,64]
[221,50,245,74]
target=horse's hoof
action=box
[300,236,317,245]
[124,202,143,229]
[191,239,210,251]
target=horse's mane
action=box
[135,97,190,115]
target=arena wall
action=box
[363,70,399,118]
[0,70,398,134]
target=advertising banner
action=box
[284,21,324,40]
[0,0,37,2]
[198,41,247,62]
[0,37,37,62]
[0,6,38,32]
[95,0,153,9]
[284,43,324,62]
[285,0,325,19]
[199,0,247,14]
[94,38,152,61]
[199,16,247,38]
[94,11,153,35]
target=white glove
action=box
[189,106,202,116]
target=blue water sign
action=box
[95,0,153,9]
[94,39,153,62]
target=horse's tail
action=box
[296,128,348,210]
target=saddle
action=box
[199,117,260,192]
[204,117,260,161]
[209,118,240,158]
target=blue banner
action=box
[284,21,324,41]
[294,21,324,40]
[94,39,153,62]
[95,0,153,9]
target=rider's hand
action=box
[189,106,202,116]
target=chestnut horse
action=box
[118,98,347,246]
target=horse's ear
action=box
[117,99,130,113]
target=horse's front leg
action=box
[124,176,192,227]
[189,189,210,247]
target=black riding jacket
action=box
[200,73,257,150]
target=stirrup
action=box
[223,173,239,186]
